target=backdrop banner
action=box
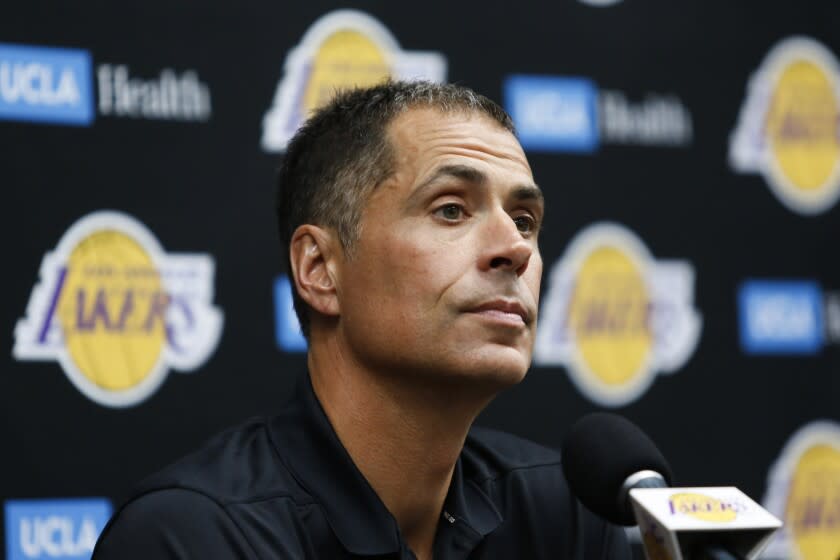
[3,2,839,559]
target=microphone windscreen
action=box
[561,412,673,525]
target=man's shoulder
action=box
[93,418,310,559]
[134,416,300,504]
[93,487,260,559]
[463,425,563,484]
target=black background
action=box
[3,1,839,558]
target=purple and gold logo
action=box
[763,421,840,560]
[535,223,701,407]
[667,493,745,522]
[13,211,223,407]
[260,9,446,152]
[730,36,840,215]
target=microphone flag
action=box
[629,486,782,560]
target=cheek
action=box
[376,235,455,295]
[344,240,438,316]
[339,243,457,365]
[353,247,464,345]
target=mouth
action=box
[467,299,531,327]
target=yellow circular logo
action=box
[785,444,840,560]
[57,229,166,391]
[762,421,840,560]
[568,246,652,386]
[767,59,840,194]
[302,30,391,116]
[668,493,740,522]
[260,9,446,152]
[534,223,701,407]
[13,211,223,408]
[730,37,840,214]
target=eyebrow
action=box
[411,164,544,204]
[511,184,544,204]
[415,164,488,192]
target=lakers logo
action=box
[261,9,447,152]
[668,493,741,523]
[13,211,223,407]
[763,422,840,560]
[730,36,840,215]
[534,223,701,407]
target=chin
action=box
[448,345,531,388]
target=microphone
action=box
[561,413,781,560]
[561,412,673,526]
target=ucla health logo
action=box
[504,75,693,153]
[261,9,447,152]
[0,43,94,126]
[13,211,223,407]
[535,223,701,407]
[504,76,600,153]
[730,37,840,215]
[762,421,840,560]
[5,498,111,560]
[738,280,824,355]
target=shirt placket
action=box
[433,509,486,560]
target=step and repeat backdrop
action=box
[3,1,839,559]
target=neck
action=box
[307,333,497,560]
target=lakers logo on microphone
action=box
[730,36,840,215]
[13,211,223,407]
[534,223,701,407]
[762,421,840,560]
[260,9,447,152]
[668,493,743,523]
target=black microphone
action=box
[561,412,673,526]
[562,413,749,560]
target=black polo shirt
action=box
[93,375,631,559]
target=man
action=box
[93,81,630,559]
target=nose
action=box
[479,208,533,276]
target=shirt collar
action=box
[445,458,503,537]
[267,373,503,556]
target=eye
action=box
[435,203,466,221]
[513,214,537,235]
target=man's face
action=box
[335,108,543,388]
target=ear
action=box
[289,225,341,318]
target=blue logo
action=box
[738,280,824,355]
[5,498,111,560]
[504,75,599,153]
[0,43,94,126]
[274,275,307,352]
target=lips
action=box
[468,299,531,326]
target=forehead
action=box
[385,107,533,180]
